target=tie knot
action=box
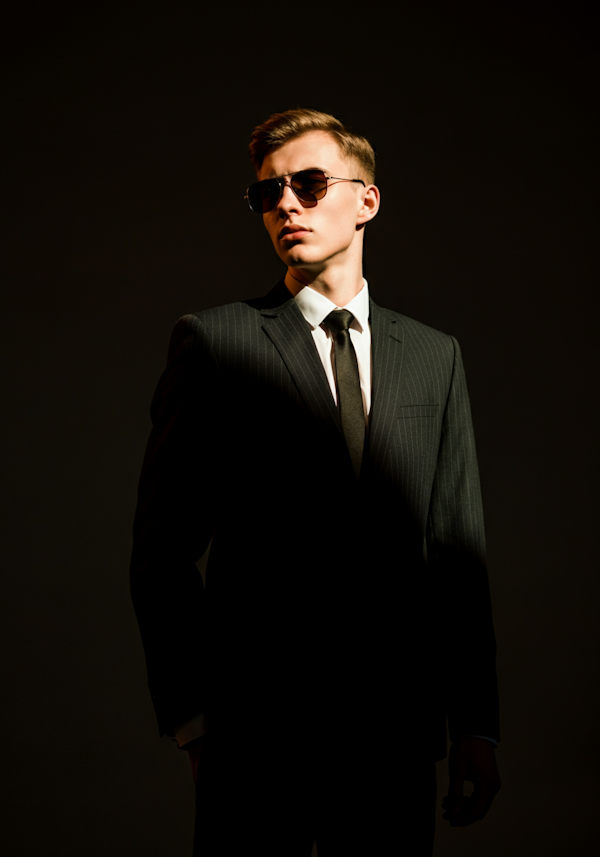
[324,309,354,337]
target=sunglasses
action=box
[245,169,365,214]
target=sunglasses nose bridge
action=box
[275,177,303,208]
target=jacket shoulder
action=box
[175,278,293,335]
[171,301,259,340]
[167,300,269,367]
[181,300,258,327]
[374,302,458,357]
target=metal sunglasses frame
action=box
[245,170,366,213]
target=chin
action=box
[281,249,319,267]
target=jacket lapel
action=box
[258,285,406,472]
[367,298,405,468]
[259,287,344,445]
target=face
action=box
[257,131,378,277]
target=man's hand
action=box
[186,736,207,785]
[442,736,501,826]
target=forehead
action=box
[259,131,349,180]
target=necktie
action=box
[324,309,365,478]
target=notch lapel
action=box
[260,295,344,445]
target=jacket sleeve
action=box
[427,336,500,744]
[130,314,220,738]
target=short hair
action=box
[249,108,376,185]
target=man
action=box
[130,108,501,856]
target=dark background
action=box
[3,3,598,855]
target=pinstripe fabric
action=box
[131,279,499,760]
[259,297,344,447]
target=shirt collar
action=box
[293,278,370,333]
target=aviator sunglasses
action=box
[245,169,365,214]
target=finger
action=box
[443,794,473,826]
[445,774,465,817]
[450,789,494,826]
[468,787,495,820]
[442,800,463,820]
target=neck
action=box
[284,265,364,307]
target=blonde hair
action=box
[249,108,376,184]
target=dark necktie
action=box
[324,310,365,479]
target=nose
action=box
[275,180,303,217]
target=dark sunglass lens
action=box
[292,170,327,202]
[248,179,280,213]
[247,183,261,213]
[262,179,282,213]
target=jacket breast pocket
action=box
[395,404,439,458]
[388,405,440,522]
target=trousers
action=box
[193,727,437,856]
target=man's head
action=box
[247,109,379,288]
[249,108,376,185]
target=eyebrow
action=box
[265,166,328,180]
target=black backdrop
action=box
[3,4,598,855]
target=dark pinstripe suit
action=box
[131,278,499,852]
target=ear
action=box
[356,184,380,226]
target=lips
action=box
[279,224,310,239]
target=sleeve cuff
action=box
[458,734,498,747]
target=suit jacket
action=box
[130,279,500,763]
